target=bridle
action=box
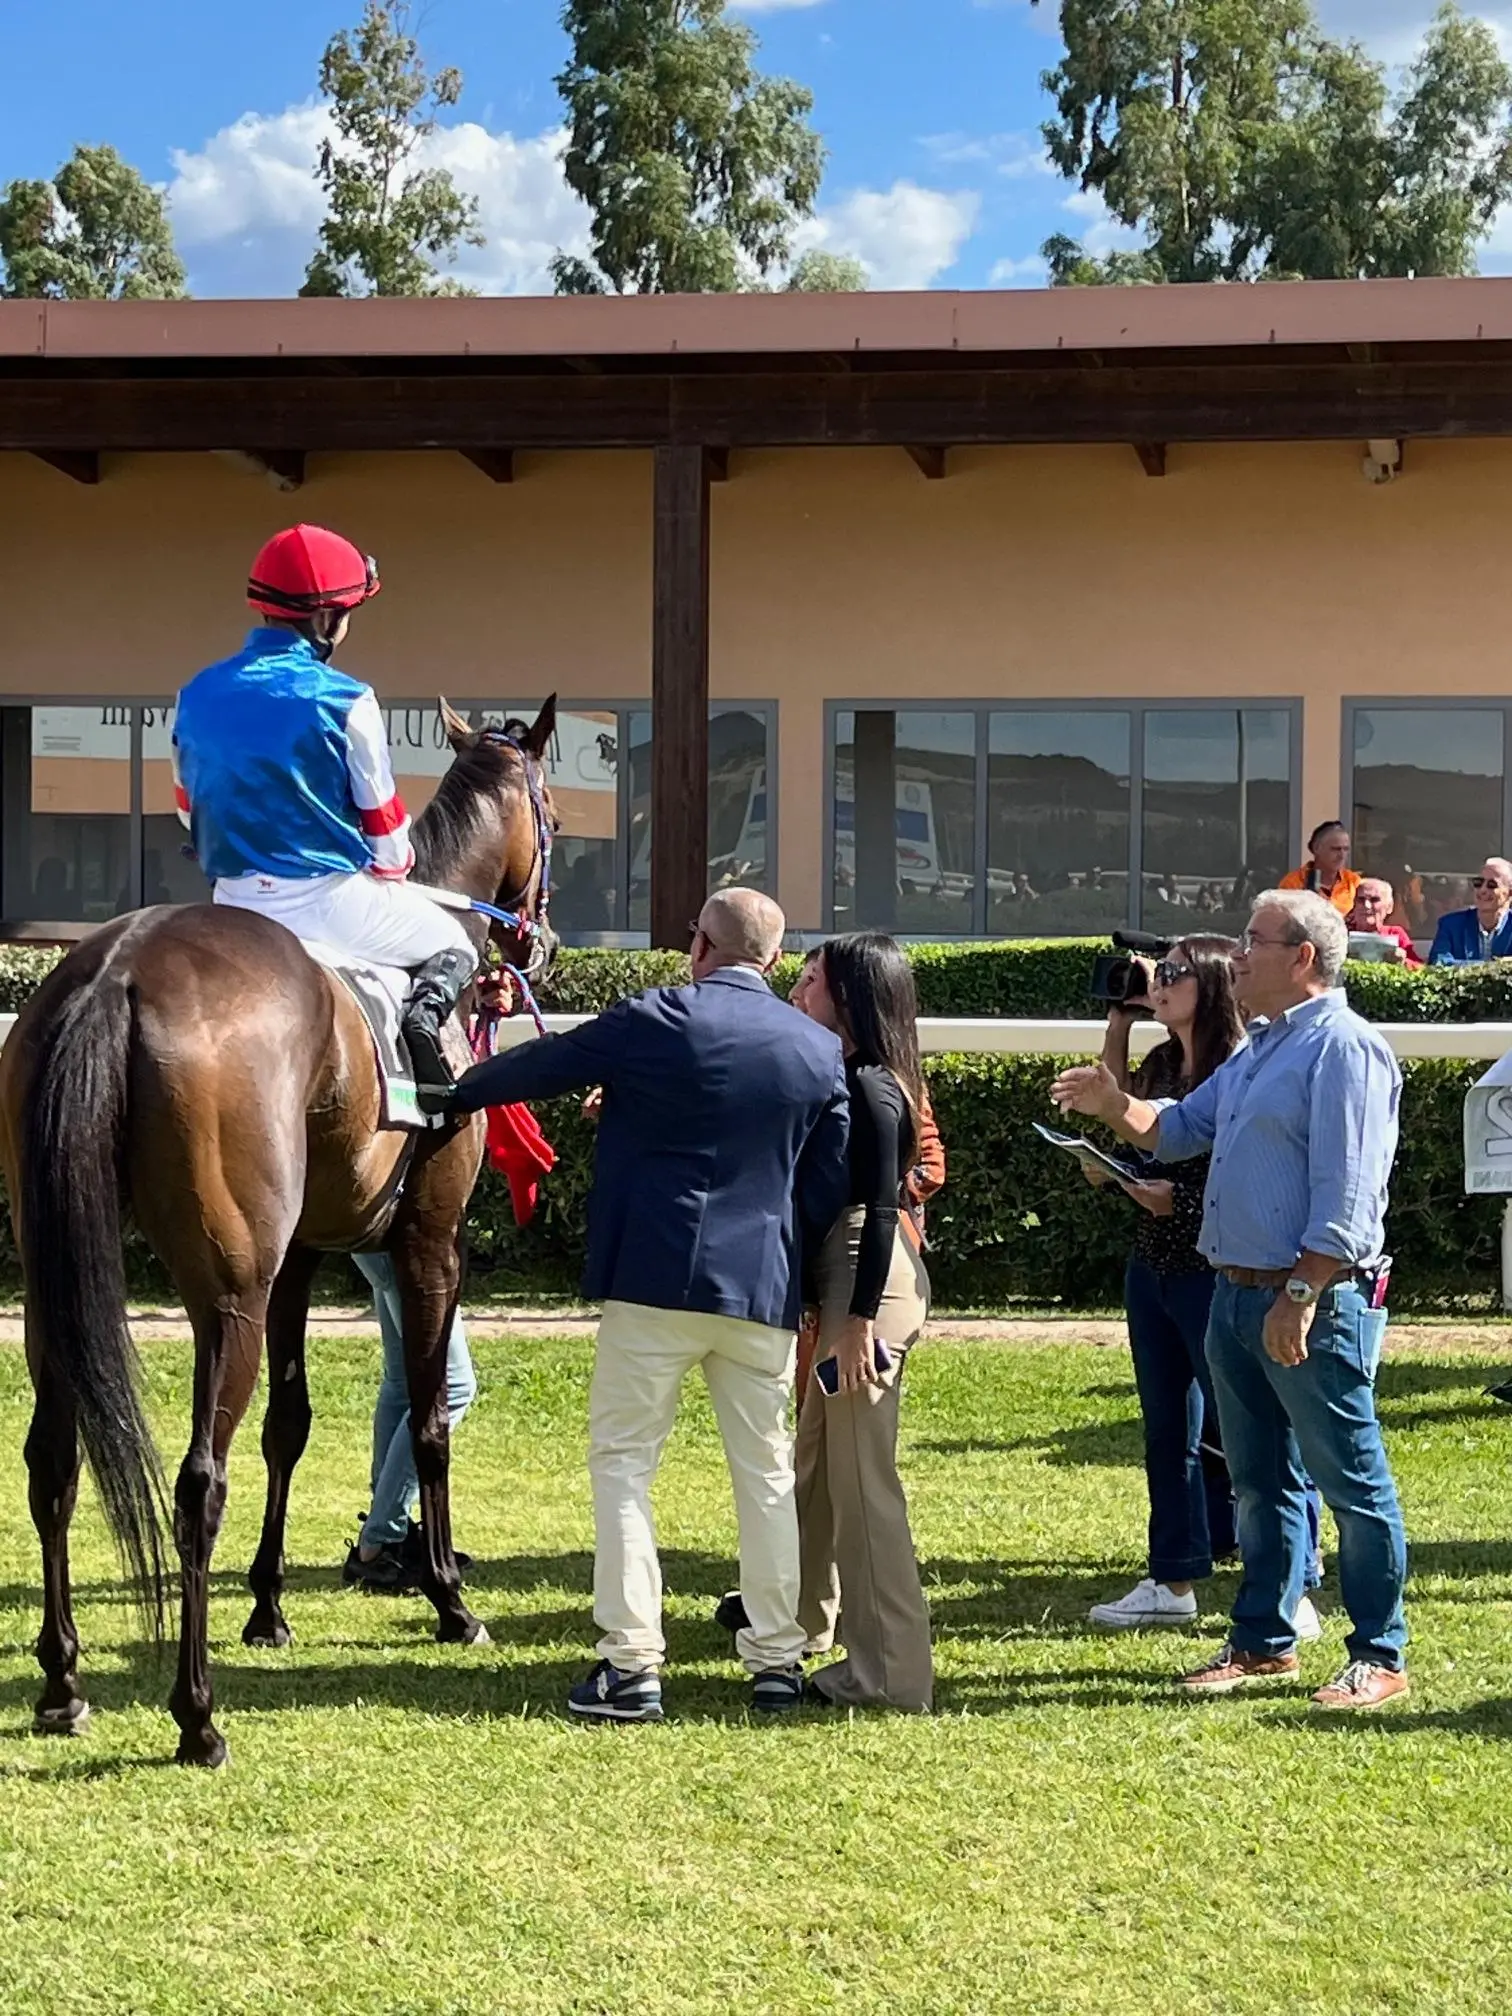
[468,725,555,1020]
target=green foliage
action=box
[1041,1,1512,284]
[301,1,482,299]
[1041,233,1166,286]
[784,249,868,292]
[552,0,825,296]
[0,946,64,1010]
[0,144,187,300]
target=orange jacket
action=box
[1278,865,1360,917]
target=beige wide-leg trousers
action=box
[589,1299,805,1676]
[795,1209,933,1711]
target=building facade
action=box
[3,285,1511,946]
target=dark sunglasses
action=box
[1472,877,1508,890]
[1153,959,1196,987]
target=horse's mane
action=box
[412,722,529,885]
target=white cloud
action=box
[920,130,1053,178]
[990,254,1048,285]
[167,103,590,297]
[797,181,981,289]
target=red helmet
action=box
[247,525,380,620]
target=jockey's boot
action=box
[403,947,478,1114]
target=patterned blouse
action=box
[1128,1044,1211,1278]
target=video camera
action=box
[1089,930,1175,1011]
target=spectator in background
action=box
[1280,821,1361,918]
[1347,879,1422,967]
[1428,858,1512,965]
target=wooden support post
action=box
[32,450,100,485]
[650,444,712,949]
[1133,441,1167,478]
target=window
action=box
[829,702,1298,937]
[1348,703,1508,940]
[0,698,776,944]
[1141,709,1293,936]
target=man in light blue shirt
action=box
[1054,889,1409,1711]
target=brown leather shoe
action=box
[1311,1660,1410,1711]
[1177,1640,1301,1696]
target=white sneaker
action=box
[1089,1578,1199,1630]
[1293,1595,1323,1643]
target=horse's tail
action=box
[20,963,168,1636]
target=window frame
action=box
[0,695,780,946]
[1341,695,1512,869]
[824,697,1303,936]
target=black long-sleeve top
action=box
[844,1060,914,1321]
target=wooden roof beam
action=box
[707,448,730,482]
[1133,441,1167,477]
[906,445,948,479]
[32,449,100,484]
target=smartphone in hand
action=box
[816,1340,894,1396]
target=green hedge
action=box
[462,1052,1500,1314]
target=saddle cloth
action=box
[299,942,429,1131]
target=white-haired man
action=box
[1053,890,1409,1711]
[1346,878,1421,967]
[1429,857,1512,964]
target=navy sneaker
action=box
[567,1659,664,1724]
[751,1664,805,1715]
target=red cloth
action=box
[483,1099,556,1227]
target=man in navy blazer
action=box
[1428,857,1512,965]
[448,888,850,1722]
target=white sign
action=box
[1464,1049,1512,1192]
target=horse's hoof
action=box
[176,1729,230,1770]
[436,1615,491,1648]
[33,1698,90,1737]
[465,1620,492,1648]
[242,1615,292,1650]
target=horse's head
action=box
[417,695,561,986]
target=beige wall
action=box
[4,438,1509,929]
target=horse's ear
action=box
[520,693,558,761]
[438,697,473,751]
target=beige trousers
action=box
[796,1210,933,1711]
[589,1299,805,1676]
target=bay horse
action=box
[0,695,557,1767]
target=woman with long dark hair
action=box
[789,931,933,1710]
[1086,937,1321,1633]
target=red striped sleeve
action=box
[173,783,190,815]
[358,793,408,838]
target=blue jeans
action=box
[1205,1277,1408,1669]
[1125,1259,1236,1583]
[353,1252,478,1549]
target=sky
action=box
[3,0,1511,297]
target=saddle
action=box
[298,947,438,1132]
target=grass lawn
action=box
[1,1331,1511,2014]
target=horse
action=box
[0,695,558,1767]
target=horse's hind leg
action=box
[25,1368,88,1734]
[244,1245,322,1650]
[169,1297,266,1769]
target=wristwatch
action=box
[1285,1277,1320,1307]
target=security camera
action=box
[1361,439,1402,485]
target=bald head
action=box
[693,889,787,977]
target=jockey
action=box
[172,523,478,1098]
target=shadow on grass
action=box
[1266,1697,1512,1740]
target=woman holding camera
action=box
[1087,940,1249,1630]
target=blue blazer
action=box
[1427,907,1512,966]
[453,967,852,1331]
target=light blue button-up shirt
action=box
[1154,990,1401,1271]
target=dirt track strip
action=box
[0,1310,1507,1354]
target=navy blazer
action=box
[453,967,851,1331]
[1427,906,1512,966]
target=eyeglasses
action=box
[1472,877,1509,891]
[1153,959,1196,987]
[688,919,722,953]
[1237,930,1302,954]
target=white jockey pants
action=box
[213,869,474,969]
[589,1299,805,1676]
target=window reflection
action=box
[142,705,209,906]
[833,710,977,934]
[1351,707,1503,939]
[535,708,619,934]
[3,706,134,923]
[1141,710,1291,936]
[988,712,1130,936]
[628,709,774,933]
